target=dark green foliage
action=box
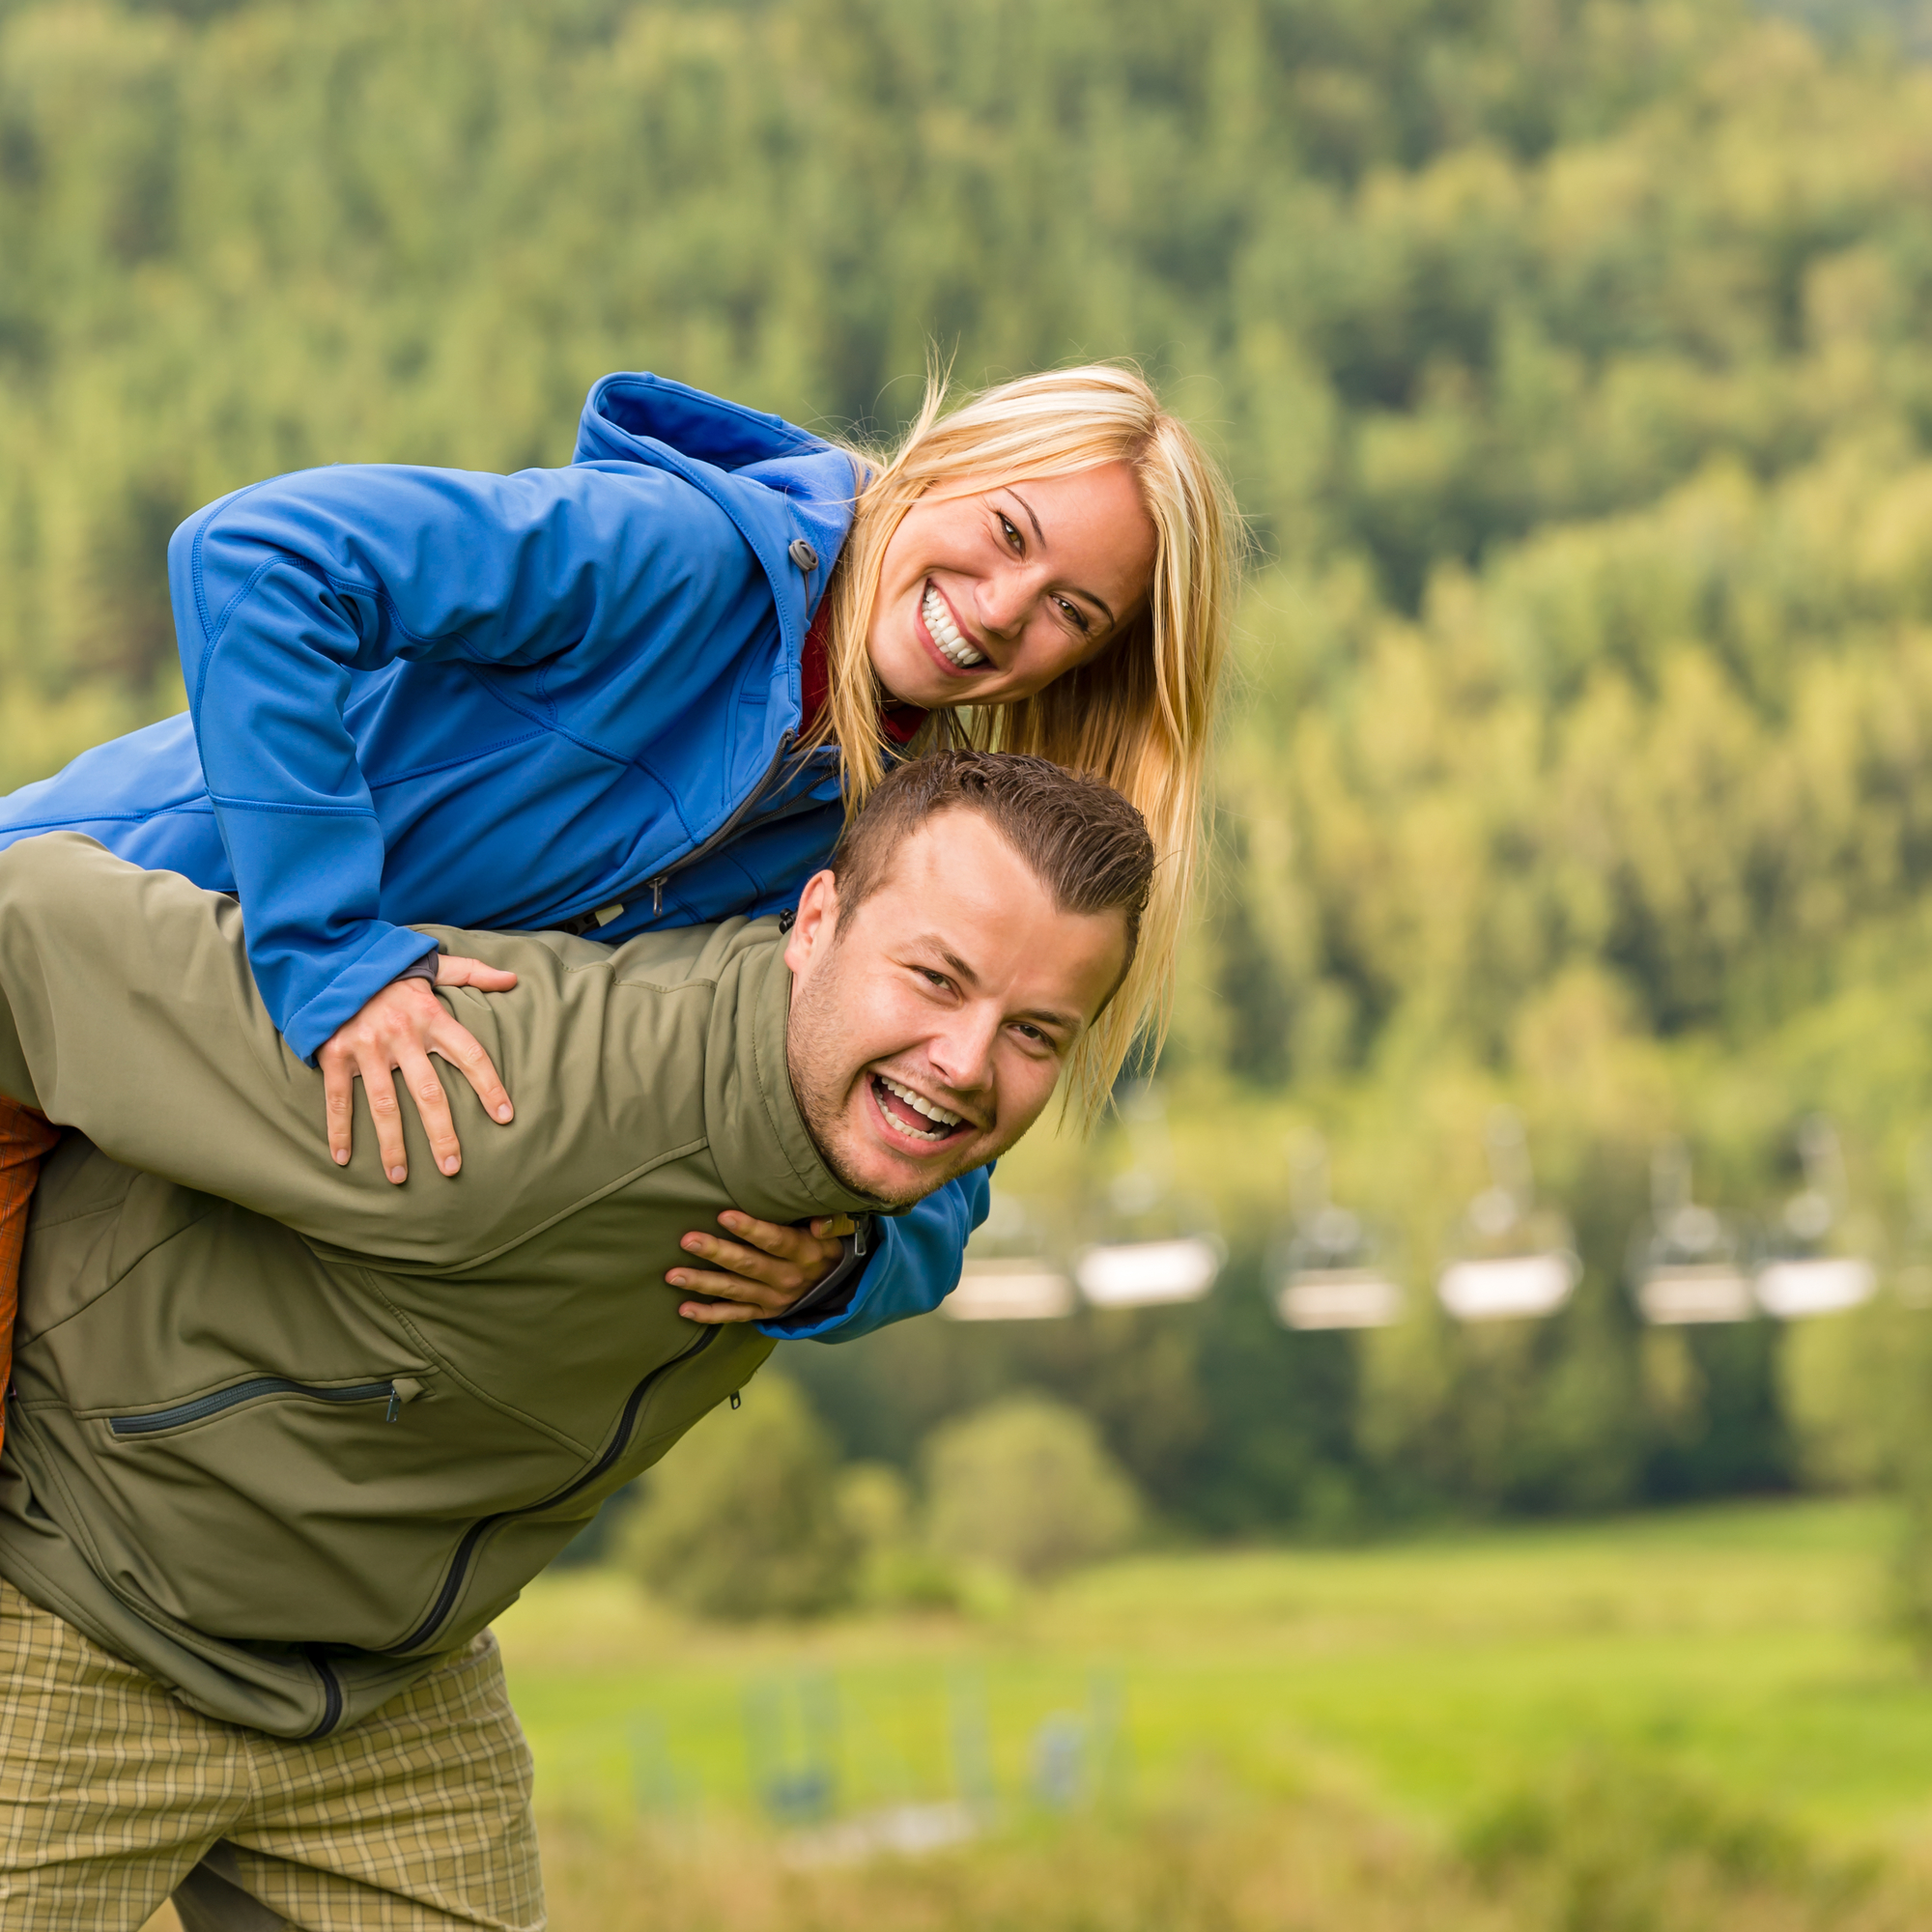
[620,1377,858,1620]
[8,0,1932,1531]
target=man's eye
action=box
[921,969,951,989]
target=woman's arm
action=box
[171,460,753,1063]
[759,1170,994,1342]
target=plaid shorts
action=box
[0,1578,543,1930]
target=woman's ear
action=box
[781,869,840,979]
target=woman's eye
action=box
[1058,598,1091,634]
[998,514,1022,552]
[921,969,951,990]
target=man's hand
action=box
[669,1210,857,1325]
[318,956,519,1183]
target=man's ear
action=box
[782,869,839,979]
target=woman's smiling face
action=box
[866,461,1157,710]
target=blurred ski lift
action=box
[1752,1116,1875,1320]
[1073,1087,1225,1310]
[1436,1110,1580,1321]
[1631,1140,1753,1325]
[1267,1134,1405,1330]
[945,1190,1073,1321]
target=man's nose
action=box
[925,1004,1000,1098]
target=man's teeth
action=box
[877,1074,964,1143]
[922,585,986,668]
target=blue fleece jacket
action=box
[0,372,984,1343]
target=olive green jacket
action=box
[0,834,882,1738]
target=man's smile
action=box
[869,1070,976,1148]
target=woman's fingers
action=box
[324,1063,357,1167]
[394,1044,459,1178]
[670,1268,798,1319]
[435,953,519,993]
[426,1010,515,1126]
[674,1292,772,1326]
[357,1052,412,1184]
[667,1210,849,1321]
[316,968,521,1181]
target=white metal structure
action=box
[1754,1258,1875,1320]
[944,1259,1076,1321]
[1637,1264,1754,1325]
[1435,1111,1580,1322]
[1438,1252,1578,1321]
[1075,1236,1222,1309]
[1276,1268,1405,1330]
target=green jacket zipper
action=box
[299,1646,344,1742]
[109,1378,404,1437]
[388,1326,719,1655]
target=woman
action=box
[0,362,1236,1389]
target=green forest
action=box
[8,0,1932,1538]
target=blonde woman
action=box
[0,364,1236,1370]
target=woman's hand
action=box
[318,956,519,1182]
[669,1211,856,1325]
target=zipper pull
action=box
[651,876,666,916]
[385,1377,423,1422]
[729,1390,742,1410]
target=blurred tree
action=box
[621,1376,857,1621]
[923,1394,1141,1582]
[9,0,1932,1529]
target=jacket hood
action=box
[576,372,860,656]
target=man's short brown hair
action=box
[828,751,1155,973]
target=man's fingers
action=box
[396,1046,462,1178]
[430,1016,515,1125]
[359,1060,412,1184]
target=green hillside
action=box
[8,0,1932,1523]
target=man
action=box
[0,750,1151,1929]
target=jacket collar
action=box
[574,373,859,668]
[707,927,894,1226]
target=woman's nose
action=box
[976,567,1037,639]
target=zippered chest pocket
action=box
[108,1375,426,1437]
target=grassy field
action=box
[499,1497,1932,1845]
[141,1499,1932,1930]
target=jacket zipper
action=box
[299,1645,345,1742]
[389,1326,720,1655]
[108,1378,403,1437]
[567,731,823,936]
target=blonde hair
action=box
[813,363,1239,1125]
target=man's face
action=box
[783,810,1128,1208]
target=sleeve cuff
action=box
[279,929,443,1063]
[759,1214,878,1338]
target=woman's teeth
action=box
[876,1074,965,1143]
[922,585,986,668]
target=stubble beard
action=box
[785,950,932,1211]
